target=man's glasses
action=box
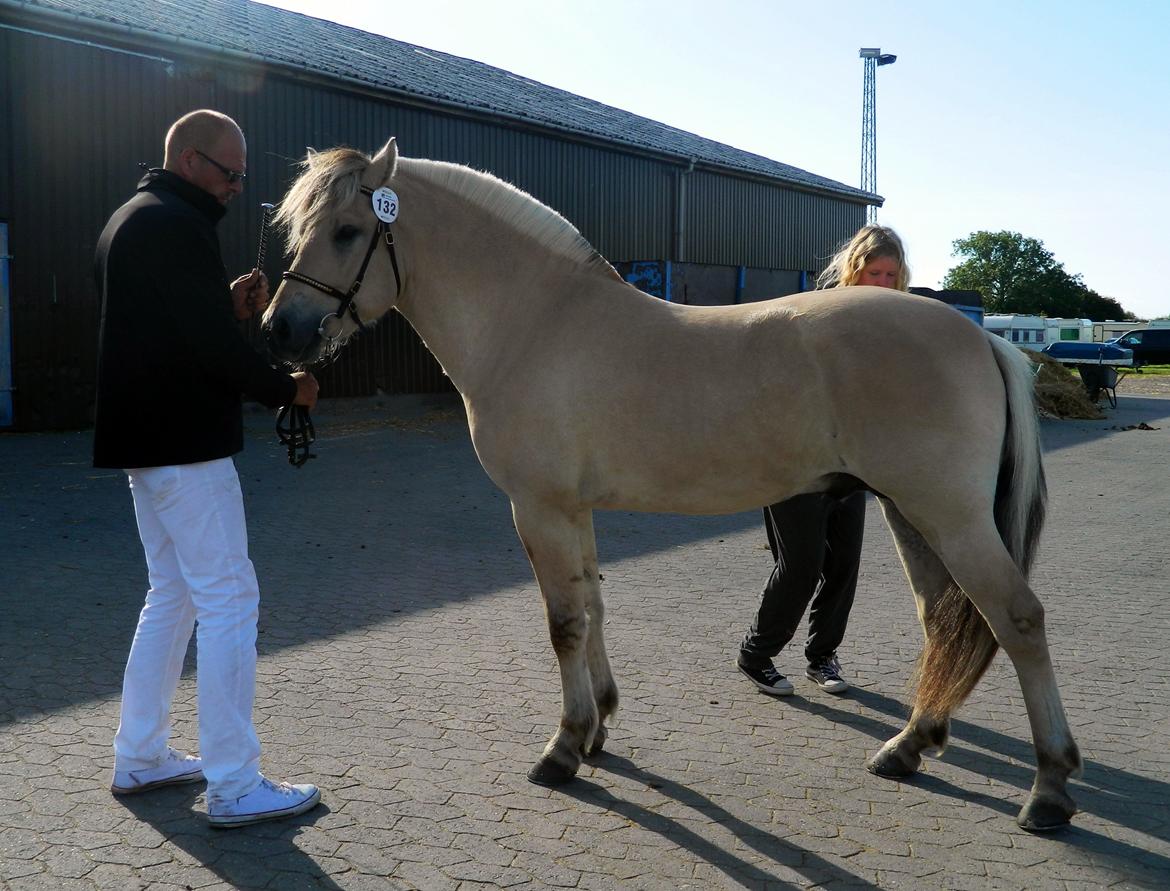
[194,149,247,185]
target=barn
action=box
[0,0,876,430]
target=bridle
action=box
[281,185,402,339]
[273,183,401,469]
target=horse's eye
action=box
[334,225,361,245]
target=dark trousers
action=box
[739,491,866,665]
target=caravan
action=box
[1093,320,1140,342]
[986,316,1121,351]
[1043,318,1094,344]
[983,314,1047,351]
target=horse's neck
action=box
[394,169,612,397]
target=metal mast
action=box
[859,48,896,223]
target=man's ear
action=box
[367,137,399,186]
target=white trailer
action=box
[983,314,1047,351]
[1043,318,1094,345]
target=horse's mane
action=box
[405,158,616,275]
[275,147,368,255]
[276,147,619,278]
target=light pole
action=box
[860,48,896,223]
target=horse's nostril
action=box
[267,315,290,347]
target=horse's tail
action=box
[914,332,1047,720]
[985,332,1047,575]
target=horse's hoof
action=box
[585,725,607,758]
[527,758,578,787]
[866,747,920,779]
[1017,793,1076,832]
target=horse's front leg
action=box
[512,500,598,786]
[578,511,617,757]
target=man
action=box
[94,109,321,828]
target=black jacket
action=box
[93,170,296,469]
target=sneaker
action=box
[208,776,321,828]
[111,747,204,795]
[737,657,794,696]
[806,655,849,694]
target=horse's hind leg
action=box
[578,512,617,757]
[866,503,958,778]
[938,530,1080,831]
[511,500,599,786]
[872,505,1079,829]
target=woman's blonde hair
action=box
[816,225,910,291]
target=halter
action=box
[281,185,402,340]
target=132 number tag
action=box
[371,187,399,223]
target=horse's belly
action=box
[582,445,831,515]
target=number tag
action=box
[371,187,399,223]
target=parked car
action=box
[1109,328,1170,367]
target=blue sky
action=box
[260,0,1169,319]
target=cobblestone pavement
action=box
[2,393,1168,890]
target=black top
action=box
[92,169,296,469]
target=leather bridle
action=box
[281,185,402,339]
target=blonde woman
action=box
[737,225,909,696]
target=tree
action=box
[943,231,1069,314]
[1079,289,1134,322]
[942,230,1134,320]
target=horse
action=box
[262,138,1081,831]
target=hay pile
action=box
[1030,352,1104,420]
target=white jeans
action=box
[114,458,262,803]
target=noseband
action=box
[281,185,402,339]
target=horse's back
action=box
[474,282,1010,516]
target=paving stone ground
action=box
[2,392,1168,890]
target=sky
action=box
[259,0,1170,319]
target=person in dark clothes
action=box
[737,225,910,697]
[94,109,321,828]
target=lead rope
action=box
[276,404,316,467]
[255,201,317,469]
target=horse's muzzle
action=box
[263,312,321,366]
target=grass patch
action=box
[1134,364,1170,375]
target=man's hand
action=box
[230,269,270,321]
[291,371,319,410]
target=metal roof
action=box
[3,0,876,203]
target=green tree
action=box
[1078,290,1134,321]
[942,231,1069,314]
[943,230,1135,320]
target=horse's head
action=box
[263,138,401,366]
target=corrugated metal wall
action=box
[1,23,867,430]
[4,28,213,429]
[684,171,864,269]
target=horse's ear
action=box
[368,137,399,185]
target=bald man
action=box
[94,110,320,827]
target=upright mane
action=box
[277,147,619,277]
[404,158,616,275]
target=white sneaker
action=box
[208,776,321,828]
[111,747,204,795]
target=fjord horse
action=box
[262,139,1080,830]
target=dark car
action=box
[1110,328,1170,367]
